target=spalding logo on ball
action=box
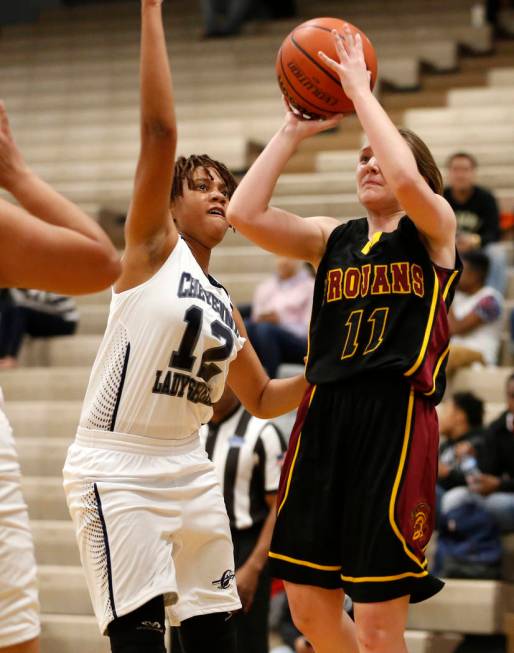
[276,17,378,119]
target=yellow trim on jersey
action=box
[424,345,450,397]
[268,551,342,572]
[305,322,311,368]
[404,268,440,377]
[277,386,317,516]
[361,231,382,255]
[442,269,460,301]
[388,388,426,571]
[341,569,428,583]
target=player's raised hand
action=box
[281,95,343,142]
[141,0,163,6]
[0,102,29,192]
[318,28,372,101]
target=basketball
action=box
[276,17,378,119]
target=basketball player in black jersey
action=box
[228,28,460,653]
[0,101,120,653]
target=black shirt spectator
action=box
[444,185,501,247]
[438,391,486,491]
[443,152,500,247]
[479,374,514,492]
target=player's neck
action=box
[182,235,212,275]
[366,208,405,236]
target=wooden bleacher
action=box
[0,0,513,650]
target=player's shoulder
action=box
[325,216,367,245]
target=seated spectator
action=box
[438,391,486,495]
[444,151,506,294]
[441,373,514,533]
[200,0,255,37]
[173,384,286,653]
[245,258,314,378]
[447,250,504,374]
[0,288,78,368]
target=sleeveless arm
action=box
[319,30,456,266]
[227,124,340,266]
[227,308,308,418]
[124,0,178,253]
[0,197,120,294]
[0,103,120,294]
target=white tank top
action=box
[79,238,245,440]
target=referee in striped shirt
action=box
[174,385,287,653]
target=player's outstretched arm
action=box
[227,104,341,267]
[227,308,308,418]
[0,103,120,294]
[124,0,177,254]
[319,29,456,258]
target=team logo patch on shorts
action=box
[412,502,431,546]
[212,569,236,590]
[137,620,165,633]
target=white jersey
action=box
[79,238,245,440]
[451,286,503,365]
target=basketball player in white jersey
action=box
[63,2,307,652]
[0,100,120,653]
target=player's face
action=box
[448,157,476,192]
[356,145,399,212]
[457,261,478,294]
[172,167,230,248]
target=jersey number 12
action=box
[171,306,234,382]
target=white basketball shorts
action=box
[0,402,40,647]
[63,428,241,635]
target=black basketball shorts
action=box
[269,373,444,604]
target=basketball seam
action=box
[293,24,376,78]
[290,32,343,88]
[278,48,339,116]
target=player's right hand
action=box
[0,102,29,191]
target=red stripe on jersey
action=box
[395,394,439,564]
[410,265,458,398]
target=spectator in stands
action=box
[447,250,504,374]
[174,384,286,653]
[0,289,78,368]
[441,373,514,533]
[438,391,486,495]
[245,257,314,378]
[263,0,296,18]
[200,0,255,37]
[444,151,507,294]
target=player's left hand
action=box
[318,28,372,101]
[0,101,29,191]
[235,562,260,613]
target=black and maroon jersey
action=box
[306,216,461,403]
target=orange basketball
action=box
[276,17,378,119]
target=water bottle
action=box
[461,455,481,490]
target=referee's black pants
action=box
[0,301,76,359]
[232,523,271,653]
